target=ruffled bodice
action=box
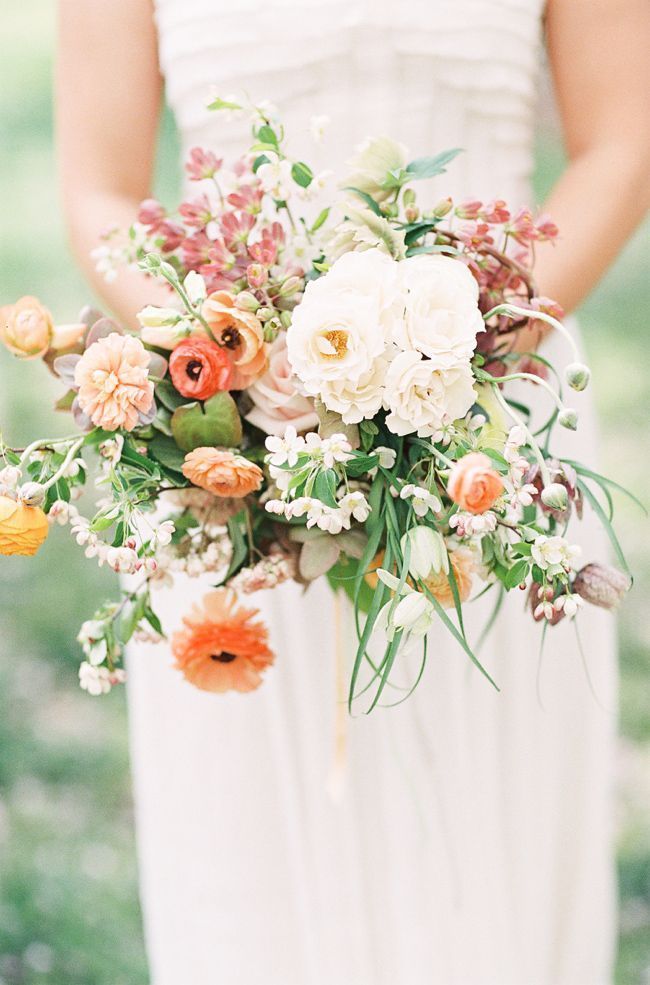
[154,0,546,204]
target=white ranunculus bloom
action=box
[393,254,485,363]
[384,350,477,438]
[287,250,403,392]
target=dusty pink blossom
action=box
[74,332,154,431]
[245,333,318,436]
[185,147,223,181]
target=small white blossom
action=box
[257,154,294,200]
[265,426,305,467]
[153,520,175,547]
[184,270,207,304]
[531,535,581,576]
[338,491,371,522]
[265,498,288,516]
[0,465,21,489]
[48,500,78,526]
[400,484,442,518]
[106,546,139,574]
[554,593,584,618]
[449,511,498,538]
[376,446,397,469]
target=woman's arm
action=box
[56,0,169,327]
[512,0,650,350]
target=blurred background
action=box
[0,5,648,983]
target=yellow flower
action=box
[0,496,49,556]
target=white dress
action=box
[127,2,618,983]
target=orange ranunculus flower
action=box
[169,336,234,400]
[423,547,476,609]
[0,496,49,556]
[447,452,504,514]
[182,447,263,497]
[1,296,54,358]
[202,290,268,388]
[172,589,275,693]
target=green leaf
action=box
[291,161,313,188]
[345,454,379,478]
[313,469,338,508]
[207,96,243,112]
[311,207,330,232]
[256,124,279,147]
[342,186,383,216]
[171,392,243,452]
[252,154,271,173]
[405,148,463,180]
[577,479,632,577]
[148,433,187,472]
[223,513,248,582]
[155,379,190,412]
[504,559,530,589]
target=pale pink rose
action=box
[245,334,318,436]
[74,332,154,431]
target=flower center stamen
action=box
[186,359,203,380]
[210,651,238,663]
[221,327,241,349]
[318,329,348,360]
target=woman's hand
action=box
[56,0,170,328]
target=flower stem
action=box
[40,437,85,492]
[483,303,581,363]
[490,384,551,487]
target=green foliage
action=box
[171,392,243,451]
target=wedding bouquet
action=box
[0,96,635,709]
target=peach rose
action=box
[0,496,49,556]
[1,296,53,358]
[447,452,503,514]
[203,290,268,388]
[182,448,263,497]
[245,333,318,436]
[423,547,476,609]
[74,332,154,431]
[169,337,234,400]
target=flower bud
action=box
[18,481,46,507]
[432,197,453,218]
[137,305,180,328]
[404,205,420,222]
[278,276,302,298]
[565,362,591,392]
[279,310,292,330]
[572,563,630,610]
[246,263,268,289]
[234,291,260,313]
[402,188,416,207]
[540,483,569,511]
[256,306,274,322]
[392,591,434,637]
[402,526,448,581]
[0,466,21,490]
[558,407,578,431]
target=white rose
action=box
[384,350,477,438]
[287,249,403,390]
[393,254,485,363]
[319,355,389,423]
[246,334,319,436]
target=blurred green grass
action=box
[0,4,648,984]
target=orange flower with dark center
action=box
[172,589,274,693]
[169,337,234,401]
[202,290,268,388]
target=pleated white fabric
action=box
[127,3,618,982]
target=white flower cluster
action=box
[287,249,485,436]
[266,427,352,472]
[531,535,582,577]
[266,489,371,535]
[532,587,584,622]
[79,662,127,697]
[449,510,498,538]
[229,552,297,594]
[501,426,537,520]
[158,535,231,579]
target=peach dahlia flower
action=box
[74,332,154,431]
[172,589,274,693]
[182,448,263,498]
